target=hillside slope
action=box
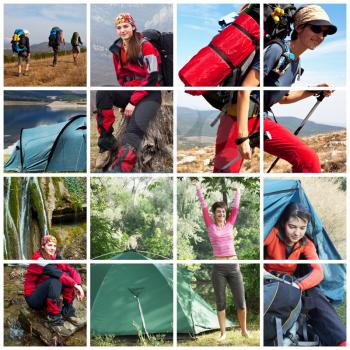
[4,52,86,87]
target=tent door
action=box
[128,288,150,339]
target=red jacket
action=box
[24,251,81,297]
[109,37,161,106]
[264,227,324,291]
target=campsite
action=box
[90,256,259,346]
[4,91,87,173]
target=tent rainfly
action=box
[264,179,345,303]
[5,115,86,172]
[91,251,232,336]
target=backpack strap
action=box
[275,317,284,346]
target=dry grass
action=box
[301,178,346,259]
[4,52,86,87]
[178,328,260,346]
[264,131,346,173]
[177,145,260,173]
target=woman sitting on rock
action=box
[24,235,85,333]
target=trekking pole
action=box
[266,92,325,173]
[220,131,272,171]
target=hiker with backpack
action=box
[48,27,65,67]
[264,203,346,346]
[71,32,83,65]
[109,13,162,87]
[95,90,161,172]
[24,235,85,335]
[192,179,249,341]
[207,4,335,173]
[229,4,336,173]
[11,29,31,77]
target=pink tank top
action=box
[196,187,240,257]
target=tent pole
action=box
[135,296,150,340]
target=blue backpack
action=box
[11,29,26,53]
[48,27,63,47]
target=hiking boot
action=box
[95,150,112,169]
[63,315,85,327]
[111,144,137,173]
[62,302,85,327]
[47,313,64,326]
[18,72,22,77]
[23,71,29,76]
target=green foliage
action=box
[91,178,173,259]
[133,322,166,346]
[178,178,260,259]
[63,177,86,208]
[333,177,346,192]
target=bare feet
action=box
[218,332,226,341]
[241,330,250,338]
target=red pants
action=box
[214,115,321,173]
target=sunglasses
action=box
[308,24,329,37]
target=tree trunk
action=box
[114,91,173,173]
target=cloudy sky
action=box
[4,4,86,45]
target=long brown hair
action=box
[125,30,142,65]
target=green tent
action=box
[91,251,230,336]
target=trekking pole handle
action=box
[316,91,325,102]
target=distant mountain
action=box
[90,4,173,86]
[178,106,345,137]
[5,42,86,55]
[4,91,86,102]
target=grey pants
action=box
[212,264,246,311]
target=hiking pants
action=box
[214,115,320,173]
[214,114,259,172]
[25,278,74,315]
[18,52,30,65]
[96,91,161,151]
[212,264,246,311]
[303,287,346,346]
[52,46,59,65]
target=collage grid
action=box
[0,0,349,348]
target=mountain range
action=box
[177,106,345,138]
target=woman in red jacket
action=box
[264,203,346,346]
[95,12,161,172]
[24,235,84,330]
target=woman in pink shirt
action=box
[192,179,249,340]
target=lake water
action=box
[4,105,86,150]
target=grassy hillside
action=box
[4,51,86,87]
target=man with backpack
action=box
[71,32,83,65]
[48,27,65,67]
[11,29,30,77]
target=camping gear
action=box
[142,29,173,86]
[91,251,231,336]
[267,92,325,173]
[11,28,26,53]
[179,4,260,87]
[71,32,80,46]
[264,179,345,302]
[49,26,63,47]
[220,131,271,171]
[264,271,320,346]
[5,115,87,172]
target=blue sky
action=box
[177,3,346,86]
[4,4,86,46]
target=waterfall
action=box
[18,178,30,260]
[4,178,20,258]
[33,178,49,236]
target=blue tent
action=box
[264,179,345,303]
[5,115,86,172]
